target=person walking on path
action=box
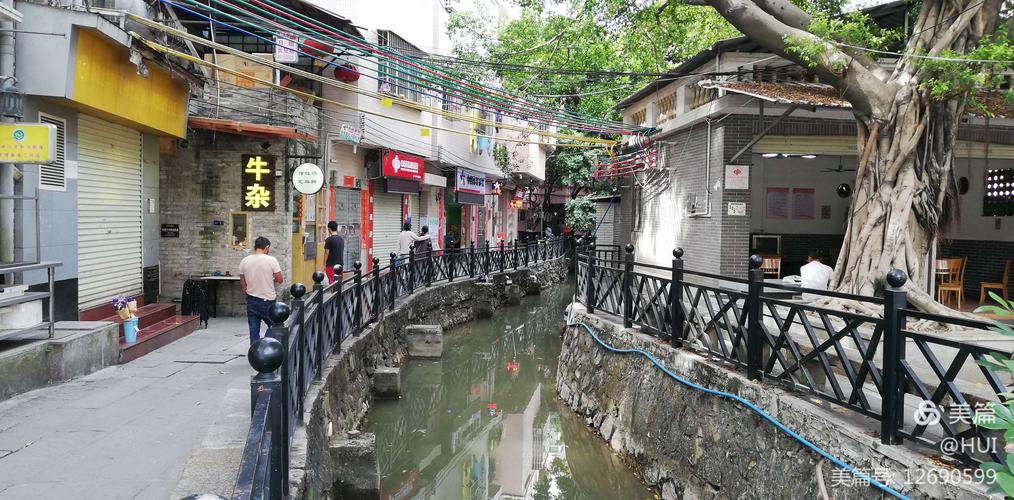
[398,221,431,261]
[323,221,345,283]
[239,236,283,343]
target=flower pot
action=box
[116,308,131,320]
[123,317,139,343]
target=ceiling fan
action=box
[821,156,857,173]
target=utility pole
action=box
[0,0,17,264]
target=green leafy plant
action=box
[972,292,1014,496]
[564,196,597,233]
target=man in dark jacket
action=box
[323,221,344,283]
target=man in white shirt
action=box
[397,222,431,260]
[239,236,283,343]
[800,249,834,297]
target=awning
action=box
[697,80,851,109]
[188,117,318,141]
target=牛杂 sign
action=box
[241,154,276,211]
[0,123,56,164]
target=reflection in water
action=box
[365,284,654,500]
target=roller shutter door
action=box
[373,191,403,259]
[77,114,143,309]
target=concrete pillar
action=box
[372,366,400,398]
[329,431,379,500]
[405,324,442,358]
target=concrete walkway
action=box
[0,318,255,500]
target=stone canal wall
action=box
[557,303,988,500]
[290,258,569,498]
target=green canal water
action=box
[364,283,654,500]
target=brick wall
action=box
[159,132,298,315]
[190,87,319,133]
[938,239,1014,302]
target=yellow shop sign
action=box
[0,123,56,164]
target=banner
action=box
[382,150,423,181]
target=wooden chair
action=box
[760,255,782,279]
[980,259,1012,304]
[937,257,967,309]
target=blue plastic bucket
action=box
[123,317,139,343]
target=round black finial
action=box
[674,247,684,259]
[267,302,290,323]
[290,283,306,298]
[588,242,596,250]
[312,271,325,284]
[248,336,284,373]
[749,254,763,269]
[372,257,380,266]
[390,252,397,260]
[625,244,635,254]
[354,261,362,270]
[886,268,908,288]
[576,237,583,245]
[333,264,343,275]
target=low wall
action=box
[0,322,120,401]
[558,304,989,499]
[289,258,569,498]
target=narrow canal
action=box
[365,283,653,499]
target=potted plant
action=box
[113,296,139,343]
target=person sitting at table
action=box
[800,249,833,295]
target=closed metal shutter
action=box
[373,191,402,259]
[594,201,615,247]
[77,114,143,309]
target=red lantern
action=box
[301,38,332,59]
[333,63,360,82]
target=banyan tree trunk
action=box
[830,84,965,314]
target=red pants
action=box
[325,266,336,284]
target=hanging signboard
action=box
[456,168,486,194]
[382,150,424,181]
[0,123,56,164]
[293,162,324,194]
[275,32,299,63]
[338,123,362,144]
[241,154,276,211]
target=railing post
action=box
[289,283,307,403]
[586,242,596,313]
[372,257,382,320]
[425,242,433,287]
[469,241,475,278]
[388,253,397,311]
[499,239,506,272]
[333,265,344,352]
[881,269,908,445]
[247,336,286,500]
[484,241,491,276]
[449,245,456,282]
[265,303,291,498]
[311,272,326,381]
[670,248,684,347]
[407,247,416,294]
[514,240,519,269]
[525,240,531,267]
[622,244,635,328]
[572,237,581,275]
[353,261,363,335]
[747,255,764,381]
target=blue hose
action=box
[563,305,909,500]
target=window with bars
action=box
[378,30,425,103]
[38,113,66,192]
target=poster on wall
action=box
[792,188,815,219]
[766,187,789,219]
[725,165,749,190]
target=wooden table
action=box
[199,275,240,318]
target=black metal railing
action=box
[230,237,569,499]
[575,242,1013,468]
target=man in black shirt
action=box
[323,221,345,284]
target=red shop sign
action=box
[382,150,424,181]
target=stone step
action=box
[120,315,201,363]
